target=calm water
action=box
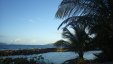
[0,45,102,64]
[0,45,56,50]
[0,51,102,64]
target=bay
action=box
[0,45,55,50]
[0,51,102,64]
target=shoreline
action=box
[0,48,69,56]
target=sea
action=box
[0,45,102,64]
[0,45,56,50]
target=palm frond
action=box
[58,15,98,30]
[55,0,79,18]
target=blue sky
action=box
[0,0,62,45]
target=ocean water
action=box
[0,51,102,64]
[0,45,56,50]
[0,45,102,64]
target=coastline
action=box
[0,48,69,56]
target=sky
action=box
[0,0,63,45]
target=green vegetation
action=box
[0,48,57,56]
[55,0,113,63]
[0,58,36,64]
[54,40,70,47]
[0,55,54,64]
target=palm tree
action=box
[57,24,90,60]
[55,0,113,62]
[55,0,113,29]
[56,0,113,17]
[89,23,113,61]
[54,28,91,64]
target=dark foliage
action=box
[55,0,113,62]
[0,58,36,64]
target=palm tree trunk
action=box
[77,49,88,64]
[78,50,83,59]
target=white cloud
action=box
[27,18,42,23]
[28,19,36,23]
[10,38,47,45]
[14,38,21,42]
[23,18,37,24]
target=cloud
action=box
[10,38,39,45]
[23,18,37,24]
[27,18,43,23]
[13,38,21,42]
[10,38,22,43]
[28,19,36,23]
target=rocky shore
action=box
[0,48,69,56]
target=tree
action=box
[63,26,91,59]
[55,0,96,63]
[55,0,113,30]
[55,0,113,63]
[89,23,113,61]
[54,40,70,47]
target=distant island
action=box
[0,42,8,45]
